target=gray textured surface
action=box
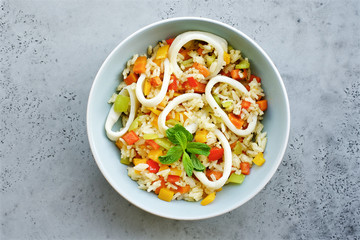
[1,0,359,239]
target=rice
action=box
[108,32,268,204]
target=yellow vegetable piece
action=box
[223,51,230,65]
[134,170,141,175]
[173,92,182,97]
[147,107,162,116]
[143,79,151,96]
[115,139,123,149]
[151,115,159,128]
[159,97,168,108]
[201,192,216,206]
[156,45,170,60]
[216,188,222,192]
[253,152,265,166]
[158,188,174,202]
[170,168,182,176]
[159,165,170,172]
[194,130,208,143]
[133,158,147,166]
[148,149,163,163]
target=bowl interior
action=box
[87,18,290,220]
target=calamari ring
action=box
[105,84,139,141]
[168,31,227,79]
[135,58,171,108]
[205,75,257,136]
[157,93,202,134]
[194,129,232,190]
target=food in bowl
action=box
[105,31,268,205]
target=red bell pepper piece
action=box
[208,147,224,161]
[122,131,139,145]
[166,38,175,46]
[206,170,223,180]
[250,74,261,83]
[145,140,160,150]
[241,100,251,109]
[167,175,180,184]
[168,75,178,91]
[240,162,250,175]
[147,159,160,173]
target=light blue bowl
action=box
[87,17,290,220]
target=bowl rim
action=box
[86,16,290,220]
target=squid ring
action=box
[105,84,139,141]
[158,93,202,134]
[205,75,257,136]
[194,129,232,190]
[168,31,227,79]
[135,58,171,108]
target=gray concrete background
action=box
[1,0,359,239]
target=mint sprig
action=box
[159,124,210,176]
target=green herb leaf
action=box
[190,153,206,171]
[166,124,193,144]
[186,142,211,156]
[175,131,187,150]
[182,152,193,177]
[159,145,183,164]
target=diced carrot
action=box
[230,142,237,149]
[241,100,251,109]
[245,85,250,91]
[147,159,160,173]
[133,56,147,74]
[176,185,190,194]
[124,72,138,85]
[182,81,206,93]
[166,38,175,46]
[168,75,178,91]
[240,162,251,175]
[240,69,248,80]
[179,49,191,60]
[231,69,247,80]
[122,131,139,145]
[193,62,210,78]
[197,48,204,55]
[257,100,268,111]
[208,147,224,161]
[228,113,245,129]
[145,140,160,150]
[250,74,261,83]
[187,77,198,88]
[167,175,180,184]
[231,69,240,80]
[149,76,162,87]
[206,170,223,180]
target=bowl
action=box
[87,17,290,220]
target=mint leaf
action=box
[186,142,211,156]
[166,124,193,144]
[175,131,187,150]
[159,145,183,164]
[182,152,193,177]
[190,153,206,171]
